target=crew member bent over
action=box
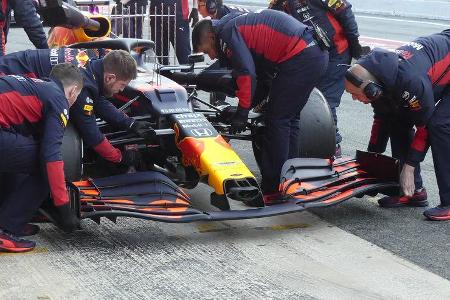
[344,30,450,221]
[192,10,328,204]
[0,64,83,253]
[0,49,152,167]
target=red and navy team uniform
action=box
[150,0,191,64]
[0,75,69,234]
[214,10,328,193]
[0,48,133,164]
[271,0,361,145]
[360,29,450,208]
[0,0,48,55]
[205,4,250,105]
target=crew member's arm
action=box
[70,90,122,163]
[189,0,199,26]
[94,96,134,129]
[401,77,435,167]
[10,0,48,50]
[41,107,70,207]
[367,112,390,153]
[324,0,361,57]
[180,0,190,21]
[42,97,80,232]
[220,28,257,112]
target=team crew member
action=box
[150,0,195,64]
[0,63,83,253]
[195,0,250,106]
[344,30,450,221]
[0,0,48,55]
[270,0,365,156]
[0,49,152,166]
[192,10,328,203]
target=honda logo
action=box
[191,128,213,137]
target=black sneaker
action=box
[0,229,36,253]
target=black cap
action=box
[356,48,399,87]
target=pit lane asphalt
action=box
[1,15,449,299]
[211,14,450,281]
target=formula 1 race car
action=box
[38,1,400,224]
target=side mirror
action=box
[188,53,205,64]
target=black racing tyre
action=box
[298,88,336,158]
[251,88,335,169]
[61,123,83,181]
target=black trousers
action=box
[0,129,49,234]
[316,50,351,145]
[260,45,328,193]
[428,89,450,206]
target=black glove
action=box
[361,45,371,56]
[129,120,156,141]
[189,8,199,27]
[219,105,237,123]
[120,149,142,167]
[228,107,249,134]
[41,203,80,233]
[56,203,80,233]
[349,39,364,59]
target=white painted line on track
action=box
[357,14,450,27]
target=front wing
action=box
[68,151,399,223]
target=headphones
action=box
[206,0,219,15]
[345,69,384,101]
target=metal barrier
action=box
[74,0,178,65]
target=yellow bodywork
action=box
[176,131,255,195]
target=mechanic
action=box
[269,0,366,157]
[344,29,450,221]
[192,10,328,203]
[0,63,83,253]
[149,0,196,65]
[194,0,250,106]
[0,0,48,56]
[0,49,152,167]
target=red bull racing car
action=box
[38,1,400,225]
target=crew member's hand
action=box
[361,45,371,56]
[129,120,156,140]
[219,105,237,123]
[55,203,80,233]
[228,108,249,134]
[400,163,415,197]
[189,8,199,27]
[349,38,364,59]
